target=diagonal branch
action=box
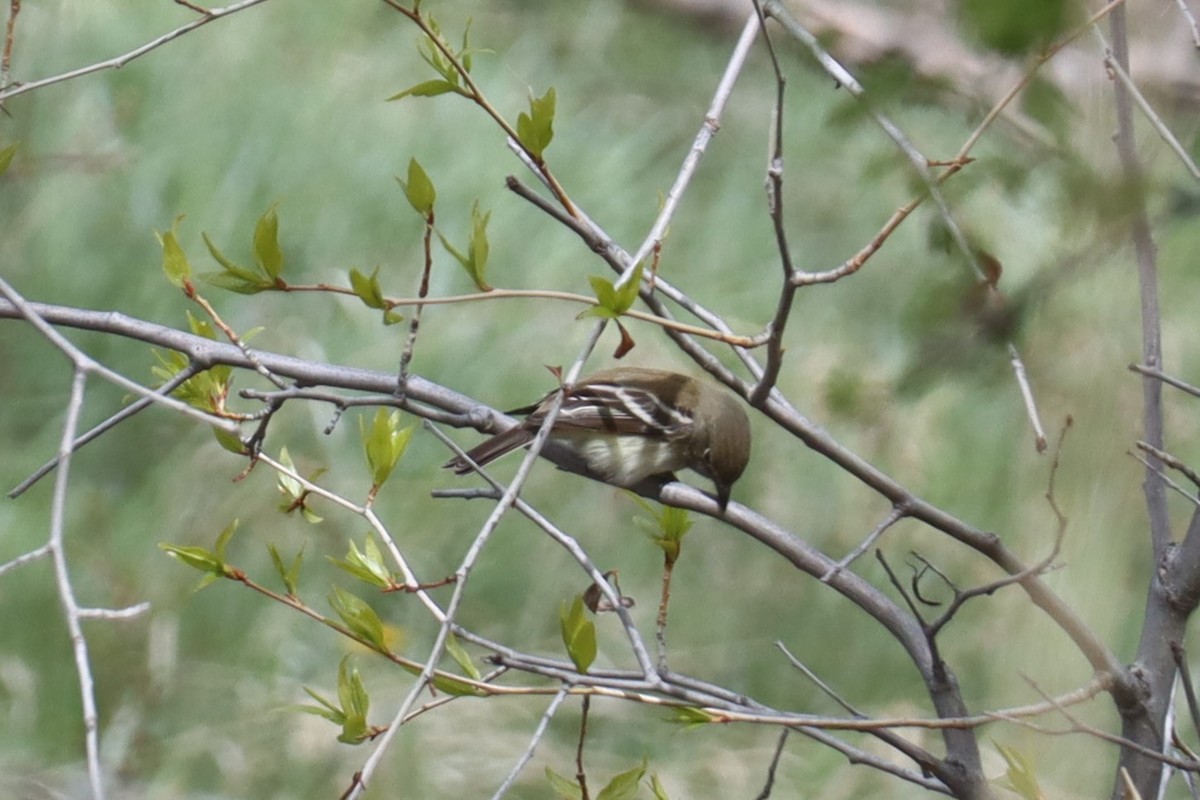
[0,0,272,104]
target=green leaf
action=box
[466,201,492,290]
[994,741,1045,800]
[398,158,437,216]
[584,276,619,320]
[298,686,345,724]
[559,595,596,674]
[150,348,232,413]
[275,450,325,523]
[583,263,643,320]
[435,202,492,291]
[444,632,481,680]
[329,586,388,652]
[329,535,394,589]
[185,310,217,340]
[649,774,670,800]
[199,210,284,295]
[308,685,343,716]
[158,519,237,582]
[429,672,486,697]
[202,231,247,274]
[668,706,716,728]
[253,204,283,280]
[629,493,692,566]
[214,518,237,560]
[0,142,18,177]
[268,542,304,596]
[200,269,269,295]
[416,15,459,83]
[349,266,387,310]
[596,762,646,800]
[387,79,463,101]
[545,767,583,800]
[212,426,247,454]
[383,308,406,326]
[359,408,414,489]
[517,87,556,160]
[157,215,192,288]
[335,657,371,743]
[158,543,223,574]
[276,446,304,502]
[299,659,373,744]
[460,18,475,72]
[611,263,643,314]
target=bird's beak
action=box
[716,482,731,512]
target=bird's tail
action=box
[443,427,534,475]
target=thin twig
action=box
[747,0,797,406]
[764,0,1047,453]
[254,451,449,622]
[426,422,657,670]
[0,0,272,103]
[1092,26,1200,180]
[77,602,151,620]
[398,204,435,395]
[775,641,942,773]
[1172,642,1200,746]
[801,0,1129,286]
[1108,4,1170,559]
[1173,0,1200,47]
[822,505,906,582]
[627,13,759,274]
[1130,449,1200,508]
[1,0,19,91]
[1136,441,1200,490]
[754,729,789,800]
[0,282,240,435]
[776,643,865,717]
[0,542,51,579]
[575,694,591,800]
[1010,342,1048,452]
[190,292,287,390]
[378,0,576,216]
[8,362,203,498]
[1025,676,1199,772]
[489,688,569,800]
[1130,363,1200,399]
[51,369,106,800]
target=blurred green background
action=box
[1,0,1199,797]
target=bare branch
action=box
[1136,441,1200,491]
[0,0,272,104]
[753,729,789,800]
[1173,0,1200,48]
[0,0,19,92]
[50,369,105,800]
[77,603,152,620]
[0,542,51,578]
[0,286,240,435]
[1172,642,1200,746]
[8,362,203,498]
[1010,343,1048,452]
[822,505,907,582]
[1091,26,1200,180]
[1130,363,1200,399]
[489,688,570,800]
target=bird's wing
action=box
[542,381,693,437]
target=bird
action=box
[444,367,751,510]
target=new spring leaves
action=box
[158,207,287,296]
